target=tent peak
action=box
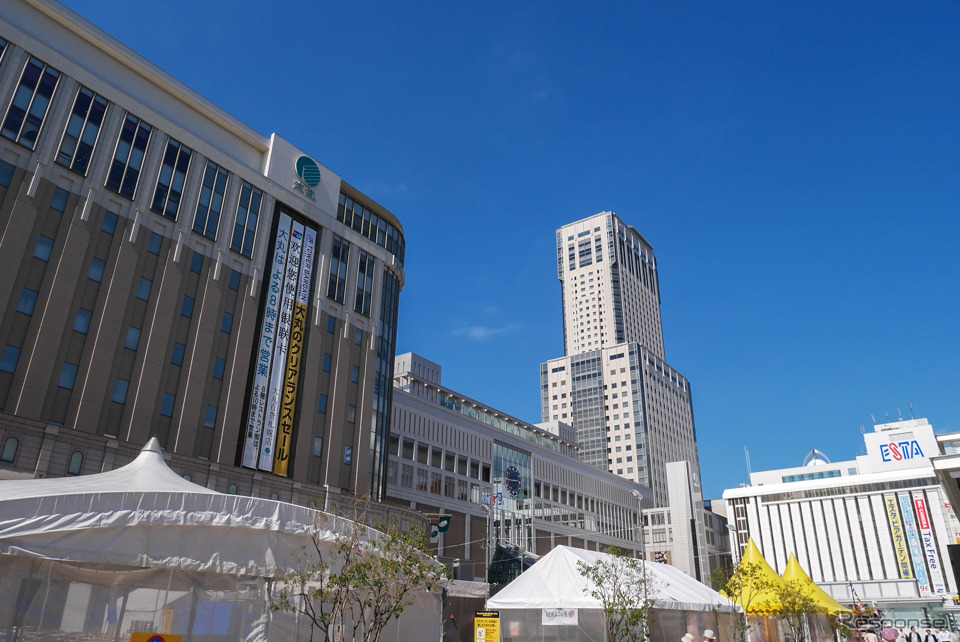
[141,437,163,455]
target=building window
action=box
[326,235,350,303]
[171,343,185,366]
[322,354,331,372]
[112,378,129,404]
[204,405,217,428]
[213,358,225,380]
[74,309,91,334]
[354,250,374,316]
[34,235,53,261]
[313,437,323,457]
[56,86,108,175]
[17,288,37,315]
[136,278,152,301]
[151,138,192,220]
[181,296,194,318]
[401,463,414,488]
[317,395,328,414]
[50,188,68,212]
[67,451,83,475]
[221,312,233,333]
[106,113,152,199]
[0,160,13,187]
[148,232,162,255]
[1,437,18,463]
[190,251,203,274]
[124,326,140,350]
[194,161,228,239]
[229,270,240,291]
[0,346,20,373]
[326,316,336,334]
[101,212,118,234]
[1,56,60,149]
[88,258,105,282]
[160,392,175,417]
[351,365,359,383]
[354,329,363,346]
[227,483,238,495]
[231,181,261,258]
[347,405,356,423]
[59,363,78,390]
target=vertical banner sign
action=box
[260,221,303,472]
[242,213,292,469]
[273,227,316,475]
[898,493,931,595]
[913,493,947,594]
[884,494,913,579]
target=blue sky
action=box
[61,1,960,500]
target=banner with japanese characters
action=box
[884,494,913,579]
[273,226,316,476]
[241,213,291,469]
[898,493,930,595]
[913,492,947,594]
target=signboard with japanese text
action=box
[475,611,500,642]
[884,494,913,579]
[899,493,931,595]
[863,422,939,473]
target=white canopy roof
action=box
[0,437,354,577]
[487,545,739,613]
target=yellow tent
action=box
[782,554,852,615]
[722,538,787,614]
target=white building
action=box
[723,418,960,617]
[385,353,653,583]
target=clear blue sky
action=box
[60,1,960,500]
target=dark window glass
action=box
[17,288,37,315]
[136,278,152,301]
[326,236,350,303]
[0,345,20,373]
[151,138,191,220]
[148,232,162,255]
[67,451,83,475]
[59,363,78,389]
[171,342,185,366]
[56,86,108,175]
[112,378,129,403]
[0,160,13,187]
[354,250,374,317]
[88,258,105,282]
[213,358,225,380]
[221,312,233,333]
[74,309,91,334]
[105,113,152,199]
[318,395,328,413]
[231,181,262,258]
[1,56,61,149]
[194,161,228,239]
[204,405,217,428]
[229,270,240,291]
[354,329,363,345]
[124,326,140,350]
[322,354,331,372]
[50,188,68,212]
[190,251,203,274]
[160,392,175,417]
[351,365,359,383]
[0,437,17,462]
[327,316,336,333]
[101,211,118,234]
[181,296,194,318]
[34,235,53,261]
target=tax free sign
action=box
[864,424,939,472]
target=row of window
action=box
[0,436,83,475]
[0,47,262,258]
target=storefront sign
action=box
[884,494,913,579]
[913,492,947,594]
[898,493,931,595]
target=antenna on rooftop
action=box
[898,408,903,421]
[859,425,865,436]
[871,414,877,424]
[745,446,752,480]
[909,403,915,420]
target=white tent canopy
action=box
[488,545,739,613]
[0,437,353,577]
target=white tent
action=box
[489,545,738,613]
[0,438,441,641]
[487,546,739,642]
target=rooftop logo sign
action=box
[880,440,924,463]
[863,423,938,473]
[293,155,320,201]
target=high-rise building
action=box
[0,0,404,502]
[542,212,699,504]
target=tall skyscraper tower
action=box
[541,212,700,508]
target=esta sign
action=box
[880,440,925,463]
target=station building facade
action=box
[386,353,652,582]
[723,419,960,619]
[0,0,405,504]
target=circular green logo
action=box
[296,156,321,188]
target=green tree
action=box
[577,551,658,642]
[271,502,446,642]
[772,578,824,642]
[712,561,774,642]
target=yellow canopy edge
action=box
[783,554,852,615]
[721,538,787,614]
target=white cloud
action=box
[450,323,519,341]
